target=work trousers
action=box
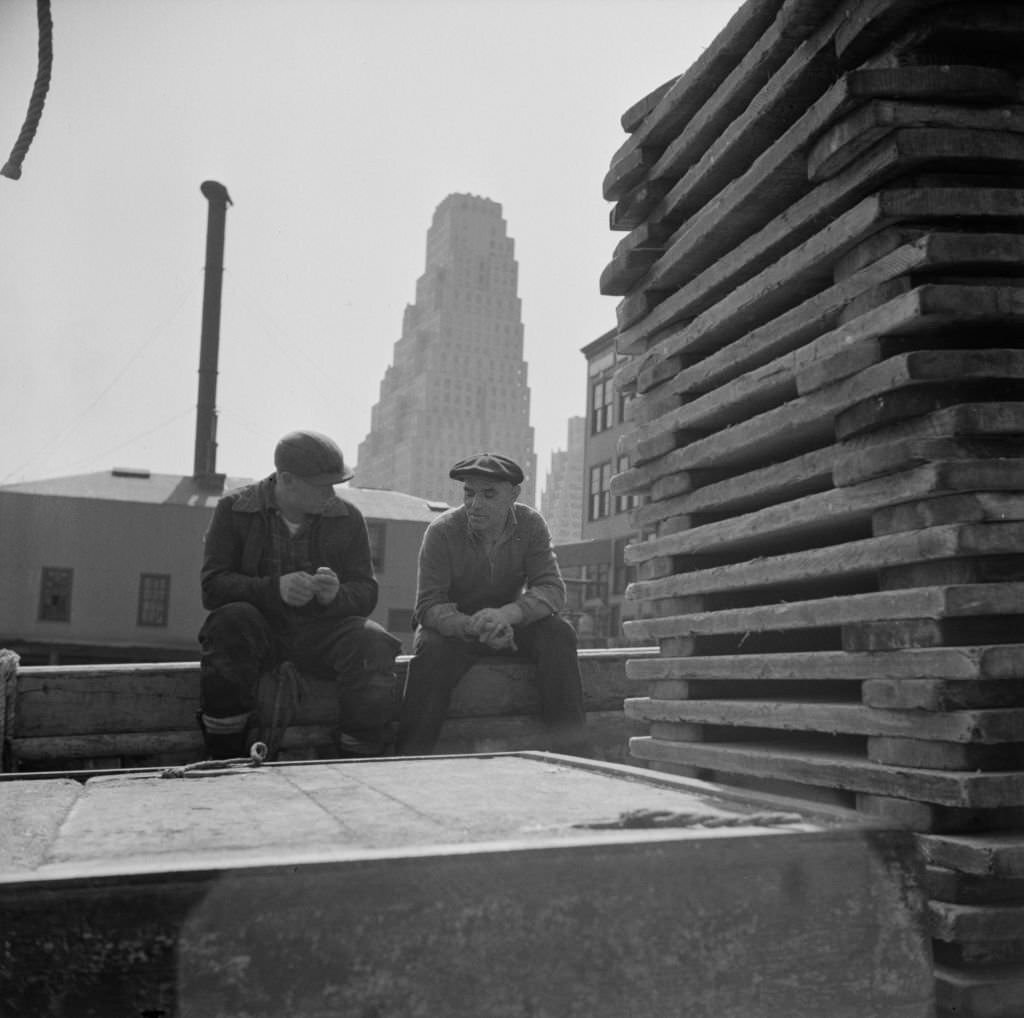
[198,601,401,759]
[396,614,588,756]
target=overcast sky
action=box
[1,0,742,498]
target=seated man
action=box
[396,453,589,756]
[198,429,401,759]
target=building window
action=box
[615,455,646,514]
[611,537,631,595]
[562,566,587,612]
[138,573,171,627]
[587,562,611,604]
[618,388,632,424]
[38,567,73,622]
[387,608,414,633]
[367,522,386,570]
[590,376,616,434]
[588,462,612,521]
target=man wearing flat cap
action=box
[396,452,588,756]
[198,429,401,759]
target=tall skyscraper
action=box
[355,194,537,505]
[540,415,585,545]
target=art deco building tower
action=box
[540,416,585,545]
[355,194,537,505]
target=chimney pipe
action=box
[193,180,232,489]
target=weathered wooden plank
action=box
[619,75,678,135]
[601,254,662,302]
[0,651,18,773]
[833,0,976,64]
[836,379,1024,439]
[618,68,1021,338]
[629,736,1024,807]
[609,180,672,231]
[639,0,838,193]
[858,793,1024,836]
[603,146,656,206]
[10,729,205,763]
[646,62,1017,246]
[624,347,798,452]
[618,184,1024,355]
[13,670,203,736]
[600,240,670,297]
[930,900,1024,944]
[7,709,642,768]
[630,473,1024,554]
[627,524,1024,601]
[836,435,1024,488]
[626,483,873,565]
[615,130,1024,389]
[869,737,1024,771]
[613,349,1024,491]
[626,646,1024,683]
[833,224,934,280]
[872,1,1024,87]
[921,832,1024,878]
[618,166,1003,346]
[863,679,1024,712]
[604,0,792,194]
[849,405,1024,471]
[634,270,1023,423]
[797,282,1024,395]
[934,939,1024,971]
[842,404,1024,485]
[808,99,1024,182]
[626,697,1024,743]
[842,615,1024,653]
[623,583,1024,643]
[5,652,655,769]
[436,711,638,759]
[622,458,1024,565]
[630,446,834,527]
[624,277,1024,451]
[934,963,1024,1018]
[873,492,1024,537]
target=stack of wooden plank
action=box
[603,1,1024,1014]
[0,650,656,771]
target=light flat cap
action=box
[274,430,353,485]
[449,452,524,485]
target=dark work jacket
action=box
[200,475,378,626]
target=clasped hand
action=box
[279,567,339,607]
[464,607,517,651]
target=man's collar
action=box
[232,475,349,516]
[461,503,519,542]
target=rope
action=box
[161,741,268,779]
[575,807,805,830]
[2,0,54,181]
[263,662,306,761]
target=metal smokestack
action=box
[193,180,232,488]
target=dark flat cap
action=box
[449,452,524,485]
[274,430,353,485]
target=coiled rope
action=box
[576,808,805,830]
[161,741,268,779]
[2,0,53,181]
